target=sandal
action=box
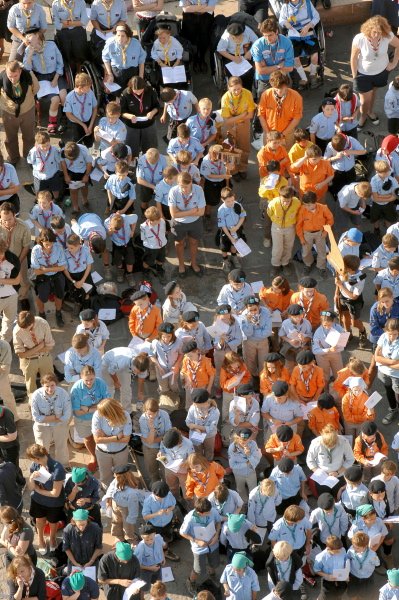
[47,123,57,134]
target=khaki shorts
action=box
[74,418,93,439]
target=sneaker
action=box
[368,113,380,125]
[164,549,180,562]
[186,578,197,595]
[263,238,271,248]
[303,265,312,274]
[104,265,113,281]
[55,311,64,327]
[47,122,57,134]
[382,408,398,425]
[230,255,241,268]
[222,258,230,273]
[358,330,368,349]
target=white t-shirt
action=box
[352,32,394,76]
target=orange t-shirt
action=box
[257,145,290,178]
[308,406,341,436]
[128,304,162,341]
[264,432,304,461]
[290,158,334,199]
[259,287,293,313]
[186,462,225,498]
[295,203,334,242]
[181,355,215,388]
[290,291,329,329]
[260,367,291,396]
[333,367,370,399]
[342,391,375,424]
[353,433,389,464]
[258,88,303,134]
[290,365,325,399]
[220,366,251,393]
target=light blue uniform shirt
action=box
[136,154,167,186]
[104,174,136,200]
[376,149,399,178]
[228,440,262,476]
[31,243,66,276]
[279,317,312,340]
[102,37,146,69]
[310,505,349,543]
[64,347,102,383]
[90,0,127,28]
[104,479,142,523]
[139,410,172,449]
[325,136,364,171]
[240,306,273,341]
[314,548,348,575]
[338,182,363,210]
[104,213,137,246]
[27,145,61,180]
[220,518,252,549]
[269,516,311,549]
[372,245,398,270]
[76,321,109,350]
[261,395,302,423]
[64,90,97,123]
[348,516,388,541]
[229,398,260,427]
[374,268,399,299]
[380,584,399,600]
[151,338,182,370]
[30,201,64,227]
[52,0,89,30]
[168,183,206,224]
[154,179,173,206]
[61,144,92,174]
[270,464,306,499]
[31,386,71,424]
[220,564,260,600]
[71,378,109,421]
[186,405,220,439]
[217,283,254,314]
[7,3,47,38]
[175,321,212,352]
[200,155,226,182]
[371,173,397,205]
[338,233,360,257]
[97,117,127,151]
[180,508,221,554]
[309,111,338,141]
[247,486,282,526]
[340,483,369,512]
[167,136,203,160]
[166,90,197,121]
[23,41,64,75]
[251,34,294,81]
[186,114,217,144]
[64,244,93,274]
[134,534,164,566]
[179,0,217,9]
[176,163,201,183]
[151,36,183,62]
[208,489,243,519]
[159,436,194,472]
[72,213,107,241]
[335,97,359,131]
[348,546,379,579]
[217,26,258,54]
[213,318,242,352]
[102,347,135,374]
[217,202,246,229]
[312,324,345,355]
[376,331,399,377]
[142,492,176,527]
[0,163,19,200]
[91,409,132,452]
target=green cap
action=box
[115,541,132,561]
[72,467,88,484]
[388,570,399,586]
[72,508,89,521]
[356,504,374,517]
[227,513,246,533]
[70,572,85,591]
[231,551,253,569]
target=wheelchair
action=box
[269,0,326,89]
[211,11,260,94]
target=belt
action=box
[97,445,127,455]
[27,353,49,360]
[307,230,321,233]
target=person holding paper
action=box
[259,352,290,398]
[312,311,345,389]
[151,24,185,85]
[160,88,198,142]
[185,453,225,500]
[95,102,127,153]
[368,480,393,524]
[221,513,261,561]
[64,466,101,526]
[98,541,142,600]
[64,333,102,385]
[101,348,149,410]
[103,465,143,543]
[259,276,293,318]
[229,383,260,441]
[369,287,399,383]
[347,531,380,585]
[141,480,180,562]
[23,29,67,134]
[0,202,31,306]
[261,380,303,442]
[313,536,349,599]
[216,187,247,268]
[120,76,160,157]
[140,206,168,282]
[0,505,36,565]
[209,482,244,523]
[60,142,93,215]
[179,497,222,596]
[335,255,368,350]
[240,295,272,378]
[217,22,257,90]
[270,457,308,513]
[104,161,136,217]
[372,461,399,514]
[76,309,109,355]
[348,504,390,554]
[220,551,260,600]
[247,478,281,534]
[279,304,312,370]
[180,339,215,409]
[337,228,363,258]
[104,213,137,286]
[371,233,399,272]
[265,424,304,464]
[167,123,204,165]
[103,24,146,92]
[337,465,369,518]
[217,268,254,314]
[290,276,329,330]
[64,234,95,311]
[139,398,172,485]
[308,393,341,437]
[289,350,325,418]
[135,148,167,214]
[228,429,262,501]
[269,505,312,557]
[158,428,194,501]
[61,571,100,600]
[353,422,388,482]
[338,181,371,226]
[186,389,219,461]
[128,289,162,345]
[52,0,89,68]
[219,352,251,443]
[63,73,98,148]
[310,493,349,548]
[342,377,375,438]
[27,132,62,202]
[26,443,66,554]
[133,524,166,591]
[150,322,182,396]
[29,190,64,239]
[89,0,127,66]
[63,508,103,574]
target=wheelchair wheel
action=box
[316,22,326,81]
[80,61,105,114]
[64,62,74,91]
[213,51,226,92]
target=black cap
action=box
[155,23,171,31]
[299,277,317,288]
[182,310,199,323]
[369,480,386,493]
[265,352,283,363]
[79,309,96,321]
[162,429,180,449]
[164,280,178,296]
[132,290,149,301]
[296,350,315,365]
[182,340,198,354]
[236,383,255,396]
[276,425,293,442]
[139,523,157,535]
[216,304,231,315]
[278,457,294,473]
[317,393,335,409]
[159,322,174,334]
[317,492,335,510]
[112,143,128,159]
[272,380,289,397]
[25,26,41,34]
[287,304,304,316]
[151,481,170,497]
[112,464,131,474]
[229,269,246,283]
[226,22,245,35]
[192,388,209,404]
[322,97,336,106]
[345,464,363,482]
[361,421,378,435]
[238,428,253,439]
[245,295,259,306]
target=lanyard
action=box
[56,231,68,249]
[353,547,369,568]
[138,305,152,336]
[187,356,201,386]
[41,246,55,267]
[210,160,223,175]
[321,508,337,535]
[191,470,210,492]
[67,247,82,270]
[277,558,291,581]
[160,38,172,65]
[36,146,52,173]
[74,91,87,120]
[172,91,183,119]
[298,291,314,319]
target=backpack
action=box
[194,579,223,600]
[45,581,62,600]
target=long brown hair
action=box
[0,506,26,536]
[114,471,140,490]
[7,556,34,582]
[96,398,128,426]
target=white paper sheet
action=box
[104,80,121,92]
[161,65,187,83]
[369,533,382,547]
[163,458,183,473]
[98,129,114,143]
[325,329,351,349]
[365,391,382,409]
[122,579,146,600]
[135,116,149,122]
[250,280,264,294]
[57,352,66,364]
[225,58,252,76]
[368,452,387,466]
[95,29,114,41]
[310,469,339,488]
[332,564,350,581]
[231,395,247,413]
[91,271,103,284]
[383,516,399,523]
[301,401,317,420]
[360,257,373,270]
[194,520,216,542]
[98,308,116,320]
[71,566,96,581]
[69,180,85,190]
[206,320,230,338]
[189,430,207,445]
[35,466,51,483]
[161,566,174,582]
[271,309,282,325]
[82,282,93,293]
[234,238,251,257]
[90,167,103,182]
[128,336,153,355]
[37,80,59,99]
[225,371,245,391]
[161,370,173,379]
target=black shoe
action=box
[19,298,31,311]
[358,330,368,349]
[162,134,169,144]
[322,0,331,8]
[303,265,312,274]
[55,311,64,327]
[382,409,398,425]
[23,182,35,196]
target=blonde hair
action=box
[273,541,293,561]
[37,190,52,203]
[96,398,127,426]
[187,453,210,471]
[259,478,276,497]
[360,15,392,38]
[144,398,159,413]
[374,159,391,174]
[321,424,338,448]
[146,148,160,162]
[7,556,34,582]
[199,98,212,107]
[150,581,167,598]
[74,73,91,87]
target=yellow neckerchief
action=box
[102,0,113,28]
[61,0,75,21]
[21,7,32,28]
[36,41,46,72]
[160,36,172,65]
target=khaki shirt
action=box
[13,316,55,355]
[0,72,39,116]
[0,219,31,257]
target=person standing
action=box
[0,238,20,343]
[0,61,39,165]
[0,202,31,309]
[7,0,47,60]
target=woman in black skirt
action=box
[120,76,160,157]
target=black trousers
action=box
[55,27,88,65]
[181,12,214,61]
[238,0,269,22]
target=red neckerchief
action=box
[132,91,144,113]
[148,221,162,247]
[298,291,314,319]
[182,191,193,208]
[74,91,87,119]
[67,246,82,270]
[196,115,210,143]
[36,145,52,172]
[0,165,7,189]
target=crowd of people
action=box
[1,0,399,599]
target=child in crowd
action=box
[338,181,371,226]
[186,98,217,149]
[384,75,399,135]
[140,206,167,281]
[105,160,136,215]
[217,187,246,272]
[155,166,178,223]
[104,213,137,285]
[180,340,215,409]
[51,215,71,250]
[257,131,290,179]
[159,87,199,141]
[290,144,334,204]
[370,160,398,236]
[60,142,93,215]
[136,148,168,214]
[267,185,301,275]
[324,132,366,199]
[335,83,359,138]
[258,160,289,249]
[308,393,341,436]
[27,131,62,199]
[167,123,204,164]
[338,228,363,257]
[279,303,313,369]
[63,72,97,147]
[309,98,338,153]
[217,268,254,314]
[94,101,127,152]
[335,255,368,348]
[30,190,64,236]
[372,233,399,271]
[337,465,369,517]
[312,310,345,387]
[296,191,334,277]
